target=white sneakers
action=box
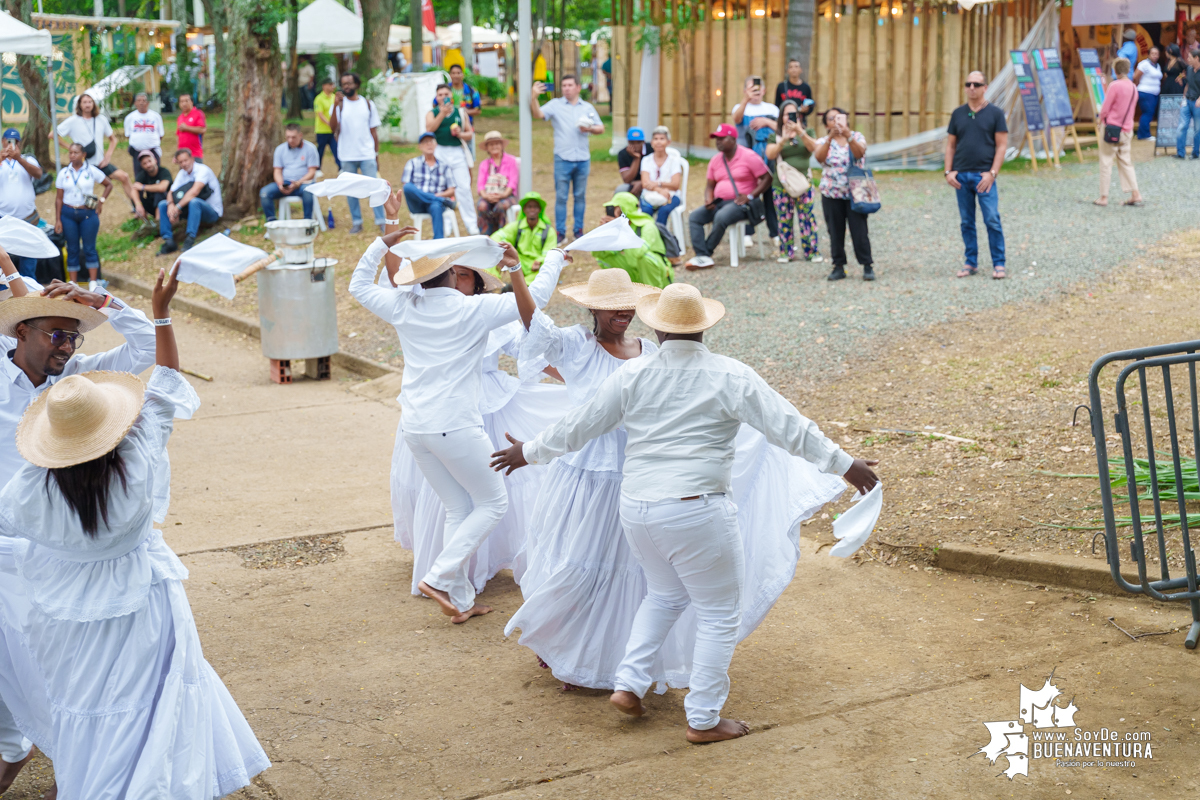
[684,256,715,271]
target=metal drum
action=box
[264,219,319,264]
[257,257,339,360]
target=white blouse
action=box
[641,152,683,199]
[519,308,656,473]
[55,163,107,207]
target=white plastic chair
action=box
[725,218,766,268]
[409,211,461,240]
[665,147,688,247]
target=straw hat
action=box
[483,130,505,144]
[0,295,107,338]
[16,371,145,469]
[558,268,657,311]
[634,283,725,334]
[391,250,505,293]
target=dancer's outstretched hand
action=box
[843,458,880,496]
[490,433,528,475]
[382,226,420,247]
[497,242,520,272]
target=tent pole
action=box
[518,0,532,195]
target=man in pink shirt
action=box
[685,123,771,270]
[175,93,207,162]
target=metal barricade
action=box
[1087,340,1200,650]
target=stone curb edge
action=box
[935,543,1141,596]
[104,270,400,380]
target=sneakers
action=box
[743,234,755,249]
[350,222,364,234]
[807,254,824,263]
[181,235,196,252]
[863,265,876,281]
[685,256,715,270]
[88,280,97,292]
[158,238,178,256]
[776,255,791,263]
[826,265,847,281]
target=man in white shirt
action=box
[530,74,604,241]
[122,92,165,161]
[0,128,44,279]
[330,72,386,233]
[491,282,878,743]
[731,75,780,241]
[157,148,223,255]
[349,209,567,623]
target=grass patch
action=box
[96,231,139,264]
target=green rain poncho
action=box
[490,191,558,280]
[593,192,673,289]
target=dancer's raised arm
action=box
[510,248,572,330]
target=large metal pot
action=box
[264,219,320,264]
[257,258,339,360]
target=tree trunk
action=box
[4,0,50,166]
[410,0,425,72]
[788,0,815,74]
[459,0,472,70]
[199,0,229,101]
[221,0,285,218]
[285,0,303,117]
[358,0,398,79]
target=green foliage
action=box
[380,98,403,127]
[313,50,338,85]
[465,70,506,101]
[247,0,292,37]
[95,230,137,264]
[631,5,705,57]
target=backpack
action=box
[517,224,550,251]
[634,222,681,259]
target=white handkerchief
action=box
[389,234,505,271]
[173,234,269,300]
[563,216,644,252]
[305,173,392,207]
[0,216,58,258]
[829,483,883,558]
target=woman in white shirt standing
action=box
[54,142,112,288]
[638,125,683,225]
[52,93,142,218]
[1133,47,1163,141]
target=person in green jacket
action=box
[594,191,673,288]
[490,191,558,280]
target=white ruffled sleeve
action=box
[126,367,201,523]
[516,309,564,379]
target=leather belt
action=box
[679,492,725,501]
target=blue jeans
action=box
[260,182,313,221]
[640,194,682,225]
[403,183,450,239]
[1177,98,1200,157]
[316,132,339,168]
[553,156,589,239]
[158,197,220,240]
[955,172,1005,269]
[60,206,100,274]
[340,158,386,227]
[1136,92,1159,140]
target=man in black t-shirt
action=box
[945,71,1008,280]
[617,126,650,197]
[132,149,172,222]
[774,59,815,122]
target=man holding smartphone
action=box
[530,74,605,242]
[731,76,780,242]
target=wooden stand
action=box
[1045,128,1062,169]
[1063,123,1085,162]
[1025,132,1039,172]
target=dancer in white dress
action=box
[501,268,848,691]
[387,264,568,599]
[0,267,269,797]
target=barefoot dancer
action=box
[503,268,848,692]
[492,283,879,742]
[0,266,270,797]
[348,197,566,623]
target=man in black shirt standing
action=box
[774,59,815,123]
[945,71,1008,280]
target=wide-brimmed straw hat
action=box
[558,268,657,311]
[483,130,505,143]
[0,295,108,338]
[635,283,725,334]
[392,250,505,293]
[16,371,145,468]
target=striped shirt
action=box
[402,156,451,195]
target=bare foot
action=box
[0,749,35,794]
[1092,198,1108,206]
[686,718,751,743]
[450,604,491,624]
[610,690,645,717]
[43,782,58,800]
[417,581,458,617]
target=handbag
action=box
[81,117,98,160]
[721,155,765,226]
[776,158,811,197]
[171,180,213,204]
[847,164,881,215]
[1103,87,1137,144]
[641,190,669,208]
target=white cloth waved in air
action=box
[829,483,883,557]
[304,173,392,207]
[172,234,270,299]
[0,217,58,259]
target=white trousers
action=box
[615,494,745,731]
[403,427,508,612]
[0,699,31,764]
[435,144,479,235]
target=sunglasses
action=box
[26,323,84,349]
[964,81,986,88]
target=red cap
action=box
[709,123,738,139]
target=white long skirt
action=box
[391,378,568,598]
[504,426,847,691]
[0,542,270,799]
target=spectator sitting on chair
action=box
[0,128,44,279]
[123,92,164,162]
[489,191,556,280]
[684,123,770,271]
[616,127,649,196]
[313,78,340,169]
[402,131,456,239]
[261,123,319,222]
[132,150,170,231]
[158,147,223,255]
[475,130,520,235]
[594,192,673,288]
[638,125,683,224]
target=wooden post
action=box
[869,0,878,141]
[810,0,820,106]
[957,6,967,109]
[849,1,859,131]
[830,3,840,110]
[704,0,713,148]
[1025,131,1038,172]
[886,1,895,141]
[934,5,944,127]
[918,0,929,132]
[1066,123,1084,163]
[1044,128,1059,168]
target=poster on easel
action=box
[1156,95,1188,155]
[1010,51,1046,132]
[1032,48,1075,128]
[1077,48,1107,119]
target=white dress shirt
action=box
[56,163,107,207]
[170,162,223,216]
[0,300,156,488]
[523,339,852,502]
[348,239,565,435]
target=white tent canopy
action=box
[435,23,512,48]
[387,24,435,49]
[277,0,362,55]
[0,11,52,57]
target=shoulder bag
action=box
[776,157,811,197]
[847,163,881,215]
[721,155,766,226]
[82,117,98,160]
[1103,86,1137,144]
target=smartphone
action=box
[802,98,815,108]
[751,77,762,87]
[605,205,617,217]
[787,111,798,123]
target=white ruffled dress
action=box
[0,367,270,798]
[391,319,569,597]
[504,310,847,690]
